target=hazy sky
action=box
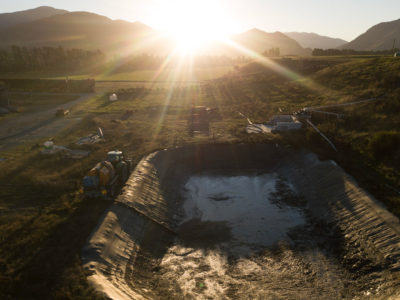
[1,0,400,41]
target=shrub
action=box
[368,131,400,160]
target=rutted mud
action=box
[82,144,400,299]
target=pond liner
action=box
[82,143,400,299]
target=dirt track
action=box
[0,93,94,151]
[82,144,400,299]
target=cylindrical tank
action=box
[88,161,115,187]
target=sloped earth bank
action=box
[82,144,400,299]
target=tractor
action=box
[82,150,132,199]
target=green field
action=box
[7,94,77,113]
[1,56,400,298]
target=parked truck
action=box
[82,151,132,199]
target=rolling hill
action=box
[285,32,347,49]
[340,19,400,51]
[0,6,67,28]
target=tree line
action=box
[263,48,280,57]
[113,54,249,72]
[0,46,251,74]
[312,48,400,56]
[0,45,106,72]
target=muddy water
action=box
[181,174,305,253]
[155,174,359,299]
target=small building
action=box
[394,52,400,58]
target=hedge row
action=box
[0,78,95,93]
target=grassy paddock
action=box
[0,66,234,82]
[7,94,77,112]
[0,79,95,93]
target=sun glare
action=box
[149,0,234,54]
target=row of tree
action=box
[312,48,400,56]
[0,46,252,73]
[263,48,280,57]
[0,45,106,72]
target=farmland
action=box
[0,65,234,82]
[0,56,399,298]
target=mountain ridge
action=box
[340,19,400,50]
[0,7,309,56]
[0,6,68,28]
[285,32,347,49]
[233,28,310,56]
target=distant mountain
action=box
[340,19,400,51]
[0,8,310,57]
[285,32,347,49]
[0,6,68,28]
[231,29,311,56]
[0,11,169,54]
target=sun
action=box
[172,24,225,55]
[148,0,234,54]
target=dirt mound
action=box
[82,143,400,299]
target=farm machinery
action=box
[241,97,381,152]
[188,106,220,135]
[82,150,132,199]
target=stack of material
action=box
[41,141,68,155]
[109,93,118,102]
[41,140,90,158]
[76,128,105,145]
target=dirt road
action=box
[0,93,94,152]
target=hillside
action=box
[340,19,400,50]
[285,32,347,49]
[0,9,310,57]
[0,6,67,28]
[0,11,169,55]
[231,29,311,56]
[313,57,400,93]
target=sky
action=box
[1,0,400,41]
